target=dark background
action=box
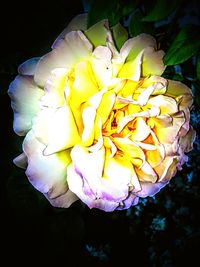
[1,1,200,266]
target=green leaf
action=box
[87,0,140,28]
[87,0,120,28]
[163,26,200,66]
[119,0,141,17]
[143,0,181,22]
[197,54,200,80]
[112,23,128,50]
[85,20,108,47]
[129,10,154,37]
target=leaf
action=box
[87,0,140,28]
[129,10,154,37]
[87,0,120,28]
[163,26,200,66]
[143,0,181,22]
[112,23,128,50]
[119,0,141,17]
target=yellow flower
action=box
[8,14,195,211]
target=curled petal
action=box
[135,181,168,198]
[23,130,72,200]
[8,76,44,136]
[120,33,156,62]
[92,46,112,87]
[44,190,78,208]
[33,106,80,155]
[34,31,93,87]
[85,19,109,47]
[142,47,166,77]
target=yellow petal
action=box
[130,117,151,141]
[155,156,178,182]
[97,91,116,125]
[155,111,185,144]
[44,106,81,155]
[71,61,99,106]
[166,80,193,109]
[112,137,145,167]
[85,19,109,47]
[81,106,96,146]
[118,50,143,81]
[148,95,178,115]
[33,105,80,155]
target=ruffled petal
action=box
[142,47,165,77]
[18,57,40,76]
[8,75,44,136]
[70,61,99,106]
[67,163,119,212]
[118,50,143,81]
[85,19,109,47]
[34,31,93,87]
[23,130,71,200]
[120,33,156,62]
[41,68,69,108]
[135,181,168,198]
[52,13,87,48]
[33,106,80,155]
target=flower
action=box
[8,14,195,211]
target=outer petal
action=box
[84,20,109,47]
[32,106,80,155]
[118,50,143,81]
[52,13,87,48]
[67,163,119,212]
[142,47,166,77]
[165,80,193,109]
[34,31,93,87]
[8,76,44,136]
[70,145,105,196]
[135,181,168,198]
[120,33,156,62]
[18,57,40,76]
[44,190,78,208]
[23,130,72,201]
[70,61,99,107]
